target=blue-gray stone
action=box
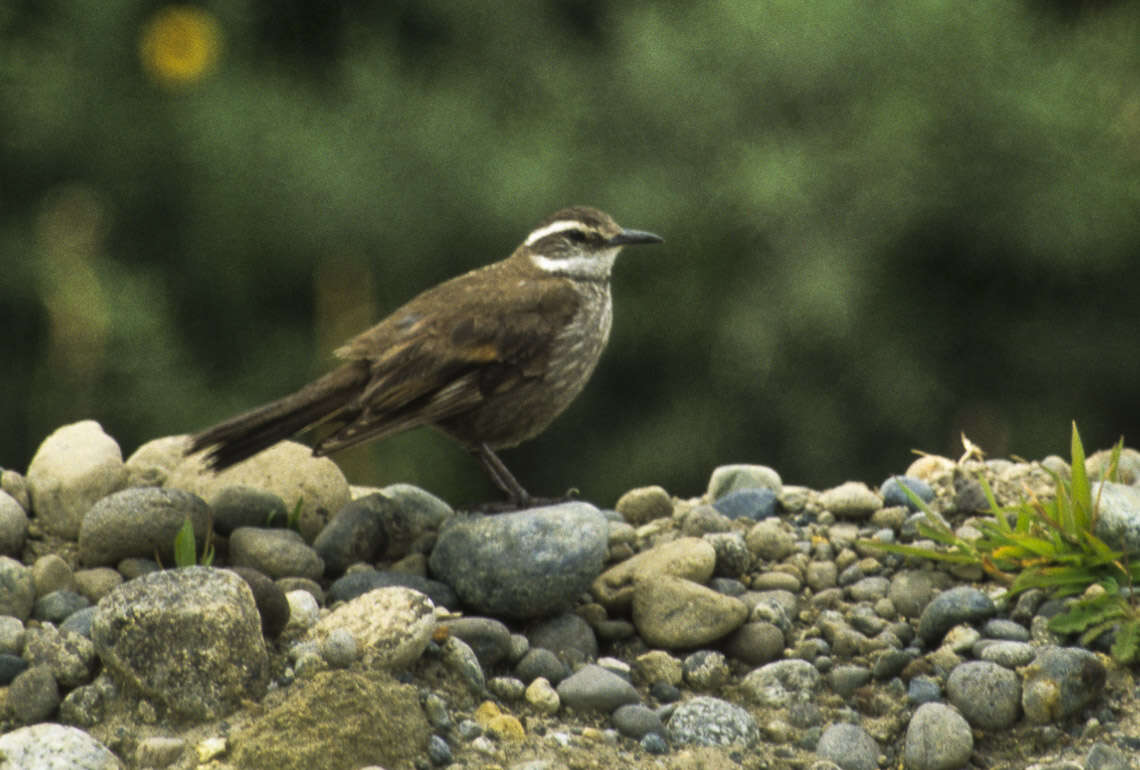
[312,494,391,575]
[528,612,597,662]
[667,695,758,747]
[946,660,1021,728]
[981,618,1030,641]
[1021,646,1105,724]
[713,488,779,520]
[427,734,452,766]
[641,732,669,754]
[816,722,879,770]
[514,647,570,685]
[907,676,941,705]
[60,606,97,638]
[978,640,1036,668]
[556,664,640,712]
[77,487,211,566]
[612,703,665,739]
[33,590,90,624]
[917,586,996,646]
[0,653,28,685]
[429,502,608,619]
[881,476,935,511]
[328,570,457,610]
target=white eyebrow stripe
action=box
[524,220,584,246]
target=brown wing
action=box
[314,260,579,454]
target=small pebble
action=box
[427,734,452,765]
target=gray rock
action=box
[885,574,953,622]
[707,464,782,500]
[917,586,996,646]
[724,621,785,666]
[448,616,513,668]
[77,487,211,567]
[26,420,127,539]
[632,575,748,649]
[8,665,60,723]
[1086,740,1131,770]
[615,486,673,525]
[667,695,759,747]
[713,488,779,520]
[24,623,96,688]
[135,736,187,768]
[816,723,879,770]
[880,476,935,510]
[33,589,90,624]
[209,485,289,534]
[487,675,525,700]
[819,481,882,520]
[978,640,1036,667]
[0,723,122,769]
[0,615,25,654]
[374,482,453,557]
[946,660,1021,728]
[0,490,28,556]
[32,553,76,596]
[320,628,358,668]
[612,703,664,739]
[907,676,941,705]
[427,733,452,766]
[0,469,30,512]
[328,569,457,609]
[1021,646,1105,723]
[528,612,597,663]
[847,576,890,602]
[0,555,37,620]
[740,659,821,707]
[229,527,324,580]
[556,663,640,712]
[441,636,486,695]
[0,652,28,684]
[981,618,1030,641]
[515,647,570,685]
[312,493,391,575]
[1092,481,1140,552]
[92,566,268,721]
[806,561,839,590]
[429,502,608,619]
[904,703,973,770]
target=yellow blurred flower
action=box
[139,6,222,87]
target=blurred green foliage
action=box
[3,0,1139,506]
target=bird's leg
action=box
[474,444,533,508]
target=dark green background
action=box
[4,0,1139,507]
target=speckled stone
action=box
[816,722,879,770]
[1021,646,1105,724]
[904,703,973,770]
[946,660,1021,728]
[667,696,759,747]
[917,586,996,646]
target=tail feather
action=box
[187,362,368,470]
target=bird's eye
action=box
[565,230,588,243]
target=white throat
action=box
[530,247,619,279]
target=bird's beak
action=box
[608,229,663,247]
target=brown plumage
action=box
[186,206,662,506]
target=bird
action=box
[186,206,663,507]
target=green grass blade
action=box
[173,517,197,568]
[1069,421,1092,531]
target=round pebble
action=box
[740,659,821,707]
[515,647,570,685]
[612,703,664,739]
[615,486,672,525]
[880,476,935,510]
[707,464,782,500]
[429,502,608,619]
[1021,646,1105,724]
[427,734,452,766]
[917,586,996,646]
[229,527,324,581]
[816,722,879,770]
[528,612,597,662]
[447,616,513,668]
[946,660,1021,728]
[978,640,1036,667]
[713,488,779,520]
[0,723,121,769]
[555,664,639,712]
[310,494,390,575]
[320,628,358,668]
[667,695,758,747]
[907,676,941,705]
[525,676,561,714]
[904,702,973,770]
[8,665,60,723]
[724,621,785,666]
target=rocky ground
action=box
[1,419,1140,769]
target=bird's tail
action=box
[186,362,369,471]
